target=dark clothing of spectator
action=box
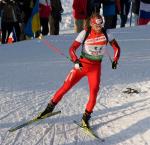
[141,0,150,3]
[22,0,34,24]
[132,0,140,15]
[120,0,131,27]
[104,15,117,29]
[132,0,140,25]
[40,18,49,35]
[87,0,101,17]
[102,0,121,29]
[1,1,21,44]
[49,0,63,35]
[0,1,5,16]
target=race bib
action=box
[83,45,105,56]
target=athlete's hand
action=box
[74,59,83,70]
[112,61,118,69]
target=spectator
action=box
[22,0,34,25]
[39,0,51,36]
[87,0,102,17]
[132,0,140,25]
[72,0,87,33]
[12,1,22,41]
[138,0,150,25]
[20,0,36,39]
[0,1,5,16]
[120,0,131,27]
[14,0,25,40]
[49,0,63,35]
[102,0,121,29]
[1,0,22,44]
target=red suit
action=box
[51,29,120,113]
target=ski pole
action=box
[43,39,71,61]
[42,39,104,65]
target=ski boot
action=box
[37,101,56,119]
[81,111,91,128]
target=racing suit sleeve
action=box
[109,39,121,62]
[69,41,81,62]
[69,30,86,62]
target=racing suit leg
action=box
[51,68,85,104]
[85,64,101,113]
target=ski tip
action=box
[73,120,105,142]
[8,128,15,132]
[8,110,62,132]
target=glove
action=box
[74,59,83,70]
[112,61,118,69]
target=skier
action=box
[38,13,121,128]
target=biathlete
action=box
[38,13,121,128]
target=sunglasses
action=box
[91,18,103,25]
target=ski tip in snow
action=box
[8,110,61,132]
[73,120,105,142]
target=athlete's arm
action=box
[69,30,86,62]
[109,39,120,62]
[69,41,81,62]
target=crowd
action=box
[73,0,150,33]
[0,0,63,44]
[0,0,150,44]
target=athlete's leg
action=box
[50,68,85,104]
[39,68,85,118]
[85,64,101,113]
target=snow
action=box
[0,24,150,145]
[0,1,150,143]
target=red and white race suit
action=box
[51,29,120,113]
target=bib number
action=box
[84,45,105,56]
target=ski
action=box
[9,111,61,132]
[73,120,105,142]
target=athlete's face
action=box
[90,17,103,33]
[92,23,103,32]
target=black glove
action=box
[112,61,118,69]
[74,59,83,70]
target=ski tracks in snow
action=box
[93,81,150,145]
[0,83,150,145]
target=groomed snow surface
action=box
[0,25,150,145]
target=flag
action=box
[24,0,40,37]
[139,1,150,25]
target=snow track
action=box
[0,26,150,145]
